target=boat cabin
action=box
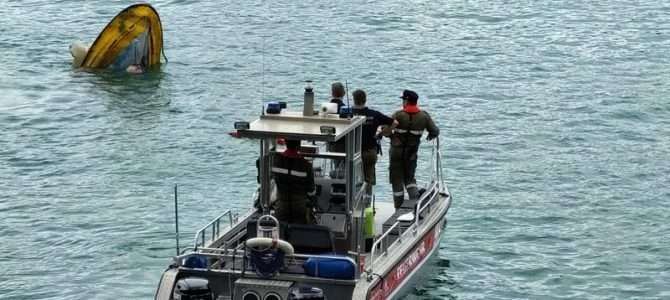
[237,110,370,255]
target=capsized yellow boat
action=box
[72,4,163,71]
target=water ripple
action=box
[1,0,670,299]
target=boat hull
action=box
[367,215,446,300]
[81,4,163,69]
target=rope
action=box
[161,44,169,64]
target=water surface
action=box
[1,0,669,299]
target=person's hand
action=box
[381,126,393,137]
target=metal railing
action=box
[368,220,402,260]
[193,210,234,250]
[192,190,259,251]
[414,180,438,224]
[365,137,444,280]
[174,249,360,281]
[366,182,439,278]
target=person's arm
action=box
[380,111,399,137]
[425,111,440,140]
[389,119,399,130]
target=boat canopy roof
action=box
[237,111,365,142]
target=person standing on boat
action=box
[328,82,347,161]
[389,90,440,209]
[351,89,398,195]
[330,81,346,112]
[272,139,316,224]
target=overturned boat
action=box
[70,4,163,72]
[155,84,452,300]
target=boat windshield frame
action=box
[235,111,368,260]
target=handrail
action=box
[436,137,445,191]
[366,184,442,280]
[193,210,234,250]
[413,137,442,227]
[352,182,369,212]
[178,247,355,267]
[435,137,446,192]
[366,220,401,277]
[366,136,444,280]
[430,137,444,190]
[414,181,437,225]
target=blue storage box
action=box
[303,255,355,280]
[182,254,208,269]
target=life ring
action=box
[246,237,294,256]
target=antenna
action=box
[174,184,180,255]
[261,36,266,116]
[345,80,351,108]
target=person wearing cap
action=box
[351,89,398,195]
[272,139,316,224]
[389,90,440,209]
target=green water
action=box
[1,1,669,299]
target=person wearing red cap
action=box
[389,90,440,209]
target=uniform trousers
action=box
[389,145,419,208]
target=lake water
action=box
[1,0,669,299]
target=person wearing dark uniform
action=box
[389,90,439,209]
[272,140,316,224]
[327,82,347,155]
[351,89,397,193]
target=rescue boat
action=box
[154,83,452,300]
[70,4,164,72]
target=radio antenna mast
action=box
[261,36,266,116]
[174,184,180,255]
[345,80,351,108]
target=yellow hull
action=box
[81,4,163,69]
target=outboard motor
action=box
[289,286,325,300]
[173,277,213,300]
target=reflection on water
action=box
[83,68,171,117]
